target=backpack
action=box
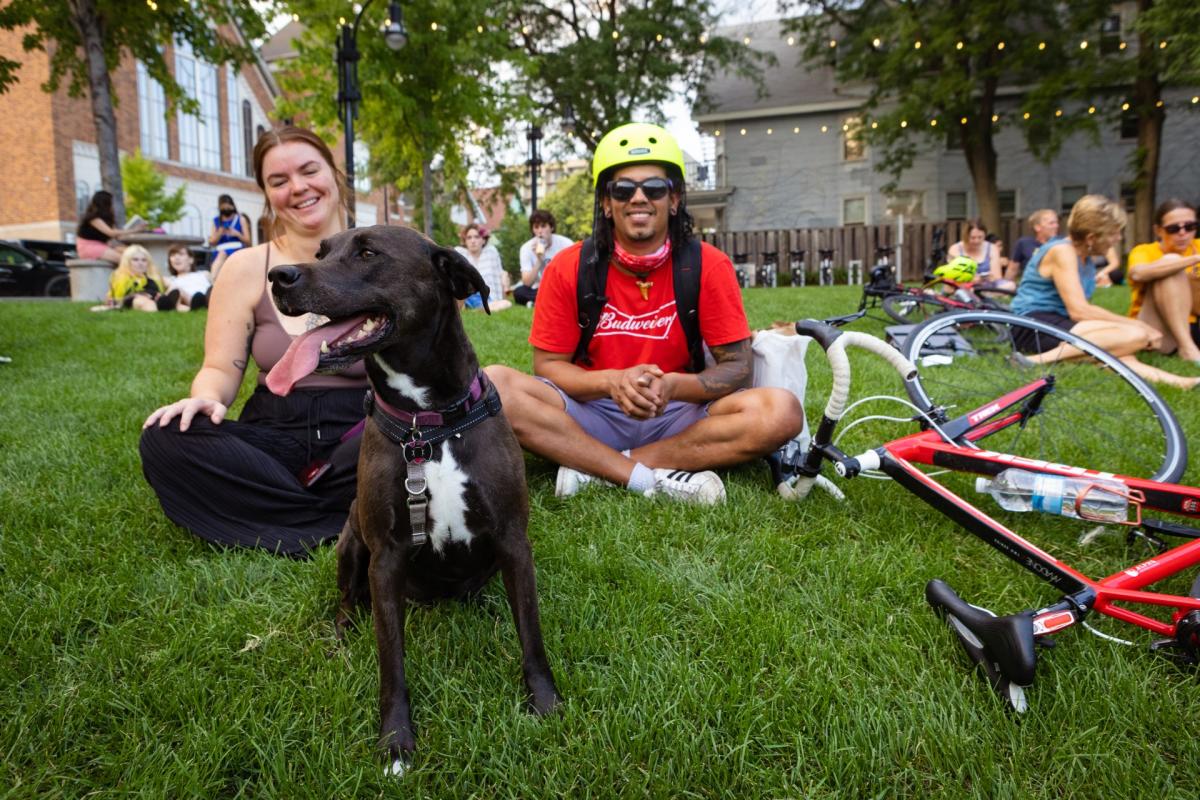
[571,237,705,373]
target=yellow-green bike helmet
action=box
[592,122,686,186]
[933,255,979,283]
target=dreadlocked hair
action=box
[590,163,694,267]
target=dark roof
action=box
[696,18,846,120]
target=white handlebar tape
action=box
[821,331,918,422]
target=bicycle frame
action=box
[793,319,1200,661]
[878,391,1200,638]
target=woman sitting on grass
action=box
[97,244,179,312]
[139,125,367,557]
[1010,194,1198,390]
[1125,199,1200,363]
[165,244,211,311]
[454,223,511,312]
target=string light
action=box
[700,33,708,44]
[1160,40,1168,49]
[787,36,795,46]
[1193,96,1199,104]
[1122,102,1130,111]
[1156,100,1164,107]
[612,30,619,40]
[1038,42,1046,50]
[339,16,346,24]
[656,33,663,42]
[914,40,922,49]
[956,41,963,50]
[767,127,773,135]
[1088,105,1096,114]
[1023,112,1030,120]
[1080,40,1088,49]
[900,120,907,128]
[1119,41,1127,50]
[522,25,530,34]
[743,36,751,45]
[997,42,1005,50]
[960,116,967,124]
[872,37,881,48]
[1055,109,1063,117]
[292,13,298,21]
[991,114,998,122]
[842,123,849,131]
[818,125,826,132]
[430,21,438,30]
[870,121,878,129]
[829,39,837,48]
[713,129,721,136]
[739,128,746,135]
[930,119,937,127]
[477,25,483,33]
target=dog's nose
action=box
[268,265,302,287]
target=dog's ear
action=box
[431,245,492,315]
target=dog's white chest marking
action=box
[422,447,473,551]
[371,356,432,408]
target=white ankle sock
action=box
[627,462,655,493]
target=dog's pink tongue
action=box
[266,314,368,396]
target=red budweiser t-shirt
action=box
[529,241,752,373]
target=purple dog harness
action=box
[363,372,502,547]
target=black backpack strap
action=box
[673,238,704,373]
[572,237,608,366]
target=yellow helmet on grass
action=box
[592,123,686,186]
[933,255,979,283]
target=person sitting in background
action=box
[1125,199,1200,363]
[1010,194,1197,389]
[75,190,146,264]
[98,244,179,312]
[207,194,252,278]
[454,223,511,312]
[166,244,212,311]
[948,219,1013,290]
[1010,209,1059,281]
[515,209,573,306]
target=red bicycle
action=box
[777,312,1196,711]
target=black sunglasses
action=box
[1163,221,1199,235]
[606,177,673,202]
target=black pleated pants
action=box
[139,385,366,557]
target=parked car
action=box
[0,240,70,297]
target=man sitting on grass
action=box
[486,123,804,505]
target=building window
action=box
[1120,108,1138,140]
[227,69,245,176]
[175,40,220,170]
[1120,182,1137,212]
[1100,14,1122,55]
[175,42,200,165]
[1061,185,1087,214]
[197,61,221,170]
[946,191,968,220]
[998,190,1017,219]
[843,196,866,225]
[842,116,865,161]
[75,180,91,219]
[242,100,254,178]
[136,62,169,159]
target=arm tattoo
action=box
[233,322,252,371]
[698,338,752,396]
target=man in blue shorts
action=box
[486,123,804,505]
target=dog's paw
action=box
[528,683,563,716]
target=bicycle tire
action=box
[901,310,1187,483]
[882,293,953,325]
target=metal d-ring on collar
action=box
[363,372,503,547]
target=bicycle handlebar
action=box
[795,319,918,423]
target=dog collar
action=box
[364,372,503,548]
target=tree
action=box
[782,1,1113,233]
[509,0,769,151]
[0,0,265,223]
[1124,1,1200,241]
[540,170,593,241]
[121,150,186,227]
[276,0,524,236]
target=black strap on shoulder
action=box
[572,237,705,373]
[572,237,607,367]
[673,238,704,373]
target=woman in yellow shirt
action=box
[1125,199,1200,363]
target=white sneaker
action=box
[555,466,615,497]
[646,469,726,505]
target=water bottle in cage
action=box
[976,468,1139,523]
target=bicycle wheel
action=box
[882,293,953,325]
[973,286,1014,311]
[902,310,1187,483]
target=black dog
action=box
[266,225,561,772]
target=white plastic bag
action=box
[751,329,812,464]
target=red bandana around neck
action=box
[613,239,672,274]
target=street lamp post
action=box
[337,0,408,228]
[526,123,544,211]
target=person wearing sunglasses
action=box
[1125,199,1200,363]
[485,123,804,505]
[515,209,574,306]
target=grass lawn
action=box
[3,285,1200,798]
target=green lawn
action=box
[3,286,1200,798]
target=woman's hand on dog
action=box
[143,397,229,431]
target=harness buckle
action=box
[403,438,433,464]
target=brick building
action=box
[0,22,383,246]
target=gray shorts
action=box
[538,378,710,451]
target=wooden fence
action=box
[700,219,1029,285]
